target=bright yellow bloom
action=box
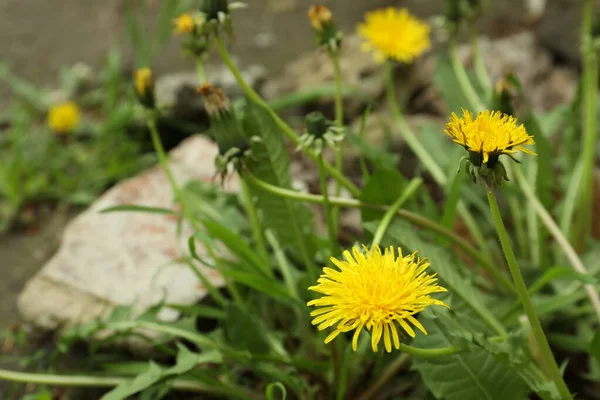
[308,245,448,353]
[173,13,196,34]
[47,101,80,134]
[357,8,431,64]
[445,108,536,165]
[308,4,332,30]
[134,68,152,98]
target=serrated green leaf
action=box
[421,307,560,400]
[202,218,270,276]
[359,167,406,224]
[101,362,164,400]
[243,101,315,254]
[345,129,399,172]
[224,303,271,353]
[434,54,475,114]
[412,315,530,400]
[101,344,222,400]
[219,266,295,305]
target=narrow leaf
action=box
[99,205,177,215]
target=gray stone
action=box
[18,135,235,330]
[154,64,266,112]
[537,0,600,63]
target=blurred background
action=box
[0,0,584,108]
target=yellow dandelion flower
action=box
[357,8,431,64]
[308,4,332,30]
[445,108,536,165]
[173,13,196,34]
[134,68,152,98]
[307,245,448,353]
[47,101,80,134]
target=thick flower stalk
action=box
[47,101,81,134]
[308,245,448,353]
[357,8,431,64]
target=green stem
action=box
[385,61,490,259]
[265,231,299,300]
[241,180,270,266]
[243,170,516,295]
[576,0,598,246]
[486,188,571,399]
[195,58,207,85]
[317,153,339,255]
[108,320,214,347]
[449,37,486,112]
[400,343,468,358]
[331,51,344,127]
[268,85,372,112]
[385,61,447,184]
[330,50,344,234]
[214,36,360,198]
[147,114,225,304]
[470,27,493,101]
[0,369,244,398]
[356,354,410,400]
[358,106,371,180]
[371,178,423,247]
[514,167,600,323]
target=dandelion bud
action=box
[305,111,328,138]
[445,0,483,32]
[198,83,248,156]
[47,101,81,134]
[493,76,517,116]
[308,4,342,52]
[201,0,229,21]
[134,68,155,109]
[298,111,344,154]
[308,4,332,31]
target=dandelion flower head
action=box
[357,8,431,64]
[445,108,536,165]
[47,101,80,134]
[308,245,448,353]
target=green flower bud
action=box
[308,4,342,52]
[201,0,229,21]
[305,111,329,138]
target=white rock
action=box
[18,135,237,330]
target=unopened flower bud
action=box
[198,83,248,156]
[493,75,517,116]
[308,4,342,52]
[201,0,229,21]
[134,68,155,109]
[445,0,483,32]
[305,111,329,138]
